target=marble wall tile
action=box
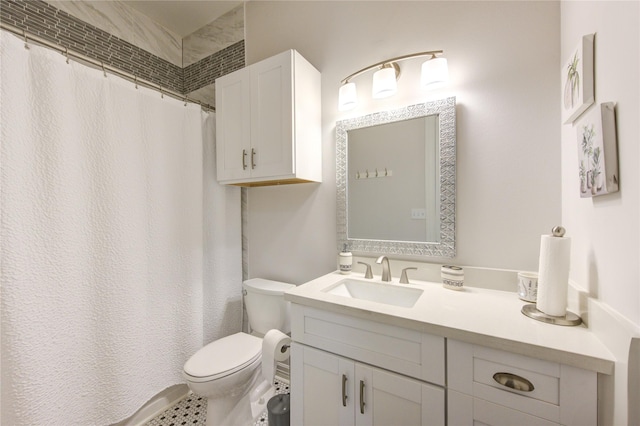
[3,0,246,102]
[2,0,183,93]
[44,0,182,67]
[183,5,244,68]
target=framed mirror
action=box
[336,97,456,257]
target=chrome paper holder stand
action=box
[521,304,582,326]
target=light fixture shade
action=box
[421,57,448,88]
[372,67,397,99]
[338,82,357,111]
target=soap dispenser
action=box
[338,244,352,274]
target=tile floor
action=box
[145,379,290,426]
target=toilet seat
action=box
[183,332,262,383]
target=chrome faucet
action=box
[376,255,392,282]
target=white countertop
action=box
[285,271,615,375]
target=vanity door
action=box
[355,363,445,426]
[291,343,355,426]
[291,342,445,426]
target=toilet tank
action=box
[243,278,295,335]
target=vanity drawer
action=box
[291,305,445,385]
[473,357,559,406]
[448,339,596,425]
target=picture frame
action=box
[563,33,595,124]
[576,102,619,198]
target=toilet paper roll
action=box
[536,234,571,317]
[262,329,291,384]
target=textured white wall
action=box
[560,1,640,326]
[244,1,561,285]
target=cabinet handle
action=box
[359,380,365,414]
[242,149,247,170]
[493,372,535,392]
[342,374,348,407]
[251,148,256,169]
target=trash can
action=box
[267,394,290,426]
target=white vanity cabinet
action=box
[447,339,597,426]
[292,343,445,426]
[290,305,446,426]
[285,272,613,426]
[214,49,321,186]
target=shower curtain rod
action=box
[1,22,215,112]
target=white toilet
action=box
[183,278,295,426]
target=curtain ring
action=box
[101,62,107,78]
[23,30,29,49]
[160,87,164,98]
[134,76,138,89]
[65,47,70,64]
[184,96,188,106]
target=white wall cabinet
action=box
[215,49,321,186]
[291,343,445,426]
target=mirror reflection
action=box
[347,115,440,242]
[336,97,456,257]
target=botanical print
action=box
[576,103,619,198]
[562,34,594,124]
[564,52,580,110]
[578,123,601,196]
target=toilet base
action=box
[206,393,252,426]
[204,378,275,426]
[250,382,276,422]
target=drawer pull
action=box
[251,148,256,169]
[342,374,348,407]
[493,372,535,392]
[359,380,366,414]
[242,149,247,170]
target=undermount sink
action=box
[323,278,423,308]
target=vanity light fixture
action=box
[372,63,400,99]
[338,50,447,111]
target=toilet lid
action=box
[243,278,295,295]
[183,332,262,381]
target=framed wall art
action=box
[576,102,619,198]
[563,33,595,124]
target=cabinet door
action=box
[215,67,251,181]
[356,364,445,426]
[291,343,355,426]
[249,50,294,179]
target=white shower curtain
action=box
[0,30,242,425]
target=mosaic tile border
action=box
[183,40,245,95]
[47,0,182,67]
[1,0,246,98]
[1,0,183,93]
